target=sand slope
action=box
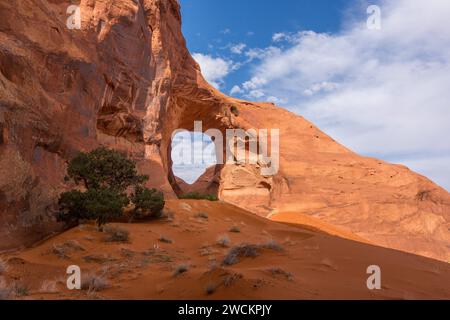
[1,200,449,300]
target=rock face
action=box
[0,0,449,262]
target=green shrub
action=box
[131,186,165,219]
[66,147,148,192]
[58,188,129,228]
[179,192,218,201]
[57,147,165,228]
[230,106,239,117]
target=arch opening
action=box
[170,131,220,196]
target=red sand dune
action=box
[1,200,449,300]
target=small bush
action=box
[268,267,294,281]
[223,273,243,287]
[216,235,231,248]
[222,244,260,266]
[261,239,284,252]
[159,235,173,244]
[173,264,189,276]
[196,212,209,220]
[179,192,218,201]
[57,147,165,228]
[81,274,109,291]
[230,106,239,117]
[58,188,129,228]
[51,240,85,259]
[131,186,165,220]
[229,225,240,233]
[104,225,129,243]
[205,283,217,295]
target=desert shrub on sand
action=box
[261,239,284,252]
[51,240,85,259]
[268,267,294,281]
[130,186,165,220]
[223,273,243,287]
[216,234,231,247]
[57,147,165,228]
[159,235,173,244]
[195,212,209,220]
[179,192,218,201]
[229,225,240,233]
[205,282,217,295]
[173,263,189,276]
[81,273,109,292]
[104,225,130,243]
[222,244,260,266]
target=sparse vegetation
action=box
[195,212,209,220]
[230,106,240,117]
[229,225,241,233]
[205,283,217,295]
[223,272,243,287]
[173,263,189,276]
[216,234,231,247]
[159,235,173,244]
[83,254,115,264]
[268,267,294,281]
[57,147,165,228]
[130,186,165,220]
[179,192,218,201]
[81,273,109,291]
[51,240,85,259]
[222,244,260,266]
[261,239,284,252]
[103,225,130,243]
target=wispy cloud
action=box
[192,53,235,89]
[231,0,450,190]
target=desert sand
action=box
[1,200,449,300]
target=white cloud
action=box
[230,85,243,96]
[272,32,287,42]
[237,0,450,190]
[244,46,281,61]
[221,28,231,34]
[230,43,247,54]
[192,53,234,89]
[303,82,338,96]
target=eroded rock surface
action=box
[0,0,449,262]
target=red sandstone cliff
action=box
[0,0,449,262]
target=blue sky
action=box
[177,0,450,191]
[180,0,359,94]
